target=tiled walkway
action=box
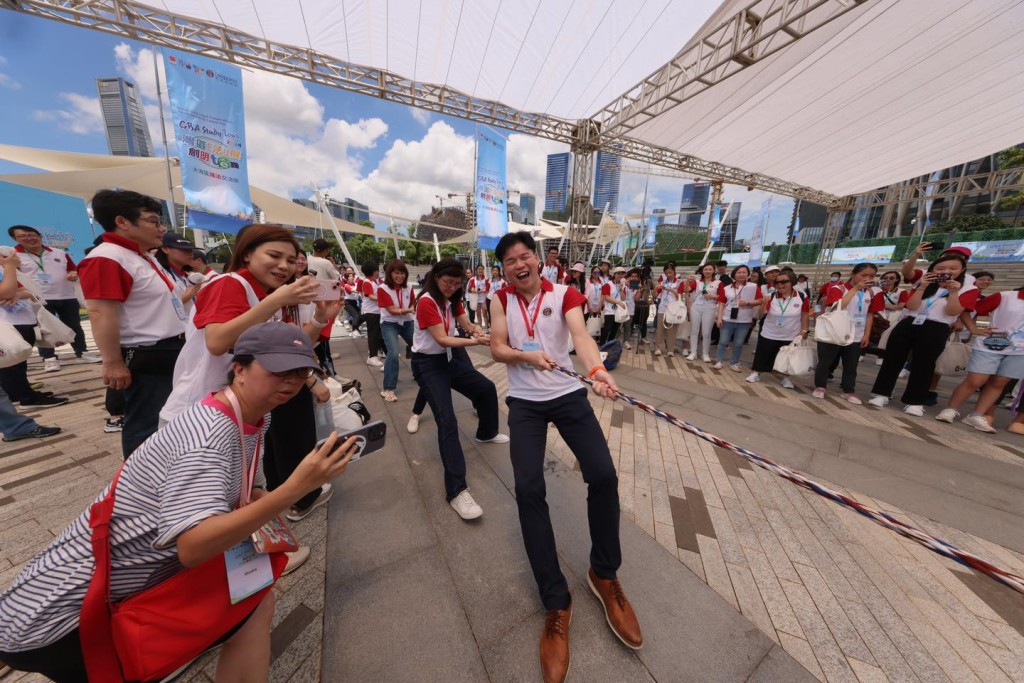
[2,325,1023,682]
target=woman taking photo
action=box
[686,263,719,362]
[745,273,809,388]
[0,322,358,683]
[653,263,684,357]
[377,259,417,402]
[600,266,628,344]
[714,265,761,371]
[411,259,508,520]
[812,262,878,403]
[869,254,978,415]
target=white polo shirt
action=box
[78,233,186,346]
[377,284,415,324]
[412,293,466,355]
[601,280,624,315]
[498,280,587,402]
[14,246,78,301]
[360,278,380,315]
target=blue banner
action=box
[952,240,1024,262]
[748,197,771,267]
[710,204,726,245]
[0,181,94,261]
[644,214,658,247]
[164,52,254,233]
[475,128,508,250]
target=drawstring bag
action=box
[613,305,631,323]
[773,337,816,376]
[663,300,687,326]
[0,321,32,369]
[936,333,970,376]
[814,298,855,346]
[586,315,602,337]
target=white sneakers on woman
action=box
[745,372,760,383]
[867,395,889,407]
[450,490,483,520]
[781,377,795,389]
[962,414,996,433]
[475,433,510,444]
[407,413,420,433]
[686,353,697,361]
[903,405,925,417]
[935,408,959,423]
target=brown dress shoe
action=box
[587,568,643,649]
[540,601,572,683]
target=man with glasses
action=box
[79,190,186,457]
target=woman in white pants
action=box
[686,263,719,362]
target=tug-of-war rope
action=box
[555,365,1024,597]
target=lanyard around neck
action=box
[224,388,261,506]
[516,290,545,339]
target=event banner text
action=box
[475,128,508,251]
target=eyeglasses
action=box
[137,216,165,227]
[775,280,792,285]
[269,367,314,379]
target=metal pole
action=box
[433,234,441,261]
[152,49,179,232]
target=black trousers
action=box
[315,339,336,376]
[0,324,36,402]
[411,349,499,501]
[815,341,861,392]
[121,337,183,459]
[599,315,620,344]
[263,384,322,510]
[37,298,87,358]
[751,336,793,373]
[364,313,383,358]
[633,304,651,340]
[872,318,950,405]
[344,299,363,331]
[506,388,621,611]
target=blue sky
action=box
[0,11,796,246]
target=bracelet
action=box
[588,365,604,379]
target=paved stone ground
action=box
[2,321,1023,682]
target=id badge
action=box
[224,539,274,604]
[522,338,542,352]
[446,348,452,362]
[36,273,53,285]
[912,314,927,326]
[170,296,188,321]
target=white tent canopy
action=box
[64,0,1024,200]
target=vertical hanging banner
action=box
[922,169,943,232]
[644,214,658,247]
[709,204,726,245]
[475,128,508,250]
[748,197,772,266]
[164,52,254,233]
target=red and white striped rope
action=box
[556,365,1024,596]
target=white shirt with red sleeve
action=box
[0,270,36,326]
[761,292,809,341]
[412,293,466,355]
[498,280,587,402]
[908,267,976,290]
[360,278,380,315]
[687,279,720,307]
[716,282,759,324]
[601,280,623,315]
[487,277,504,301]
[377,284,415,323]
[907,282,979,324]
[656,277,684,314]
[78,233,185,346]
[469,277,489,307]
[974,291,1024,355]
[541,263,563,284]
[14,245,78,301]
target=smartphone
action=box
[316,420,387,462]
[935,273,952,283]
[315,280,342,301]
[926,241,945,251]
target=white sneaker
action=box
[730,363,742,373]
[712,362,723,370]
[366,356,384,368]
[745,372,760,383]
[286,484,334,521]
[407,413,420,433]
[781,377,795,389]
[450,490,483,520]
[898,368,910,379]
[812,388,826,399]
[935,408,959,423]
[624,342,632,350]
[475,433,510,444]
[962,414,996,433]
[702,354,712,363]
[654,349,662,357]
[903,405,925,417]
[844,394,863,405]
[282,546,311,576]
[350,330,362,338]
[43,357,60,373]
[686,353,696,361]
[76,352,103,364]
[868,395,889,407]
[875,357,883,366]
[668,351,675,357]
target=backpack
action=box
[599,339,623,371]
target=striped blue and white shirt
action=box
[0,401,268,651]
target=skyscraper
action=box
[96,77,154,157]
[519,193,537,225]
[719,202,742,251]
[593,150,621,215]
[544,153,571,213]
[652,208,666,225]
[680,182,711,227]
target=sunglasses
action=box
[270,367,314,379]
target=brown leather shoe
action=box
[587,568,643,649]
[540,600,572,683]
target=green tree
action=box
[927,214,1006,234]
[347,234,382,265]
[997,147,1024,170]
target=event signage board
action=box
[748,197,771,267]
[164,51,254,233]
[952,240,1024,262]
[644,214,658,247]
[475,128,508,250]
[709,204,726,245]
[0,181,94,261]
[829,245,896,264]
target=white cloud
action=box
[0,54,20,90]
[33,93,104,134]
[409,108,430,126]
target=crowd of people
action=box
[0,185,1020,683]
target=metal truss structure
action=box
[565,122,600,264]
[595,0,869,139]
[3,0,840,207]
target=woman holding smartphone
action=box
[412,259,507,520]
[869,254,978,415]
[714,265,761,371]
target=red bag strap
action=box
[80,467,127,682]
